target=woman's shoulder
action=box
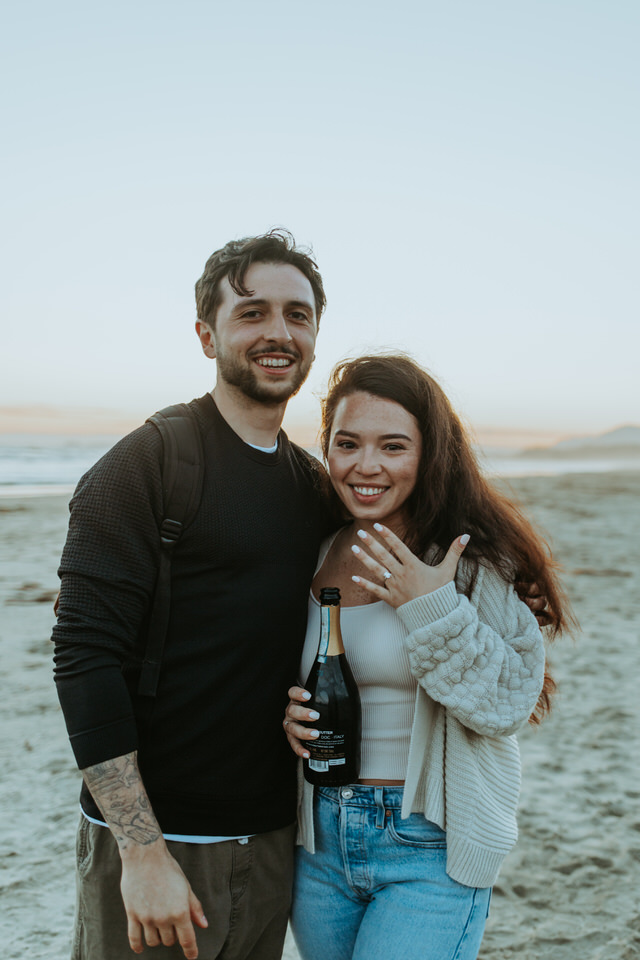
[311,527,348,583]
[317,528,343,561]
[455,554,539,639]
[418,545,521,621]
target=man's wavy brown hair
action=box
[321,354,577,723]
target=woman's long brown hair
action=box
[321,354,576,723]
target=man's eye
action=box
[289,311,310,323]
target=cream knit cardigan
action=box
[297,556,545,889]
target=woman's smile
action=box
[350,484,389,502]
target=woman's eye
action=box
[384,443,405,451]
[336,441,356,450]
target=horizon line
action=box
[0,404,638,448]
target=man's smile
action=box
[255,356,295,368]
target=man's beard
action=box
[215,351,312,405]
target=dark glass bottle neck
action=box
[318,603,345,658]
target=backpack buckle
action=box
[160,518,183,545]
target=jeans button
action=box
[341,787,354,800]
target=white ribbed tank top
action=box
[299,594,418,780]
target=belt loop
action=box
[375,787,385,829]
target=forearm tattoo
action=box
[82,752,161,847]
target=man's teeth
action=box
[353,486,386,496]
[256,357,292,367]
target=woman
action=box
[284,355,573,960]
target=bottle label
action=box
[308,759,328,772]
[309,757,346,772]
[308,729,347,763]
[317,609,330,660]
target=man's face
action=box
[198,262,318,406]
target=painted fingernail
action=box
[309,730,319,738]
[301,691,311,700]
[302,752,310,759]
[357,529,368,540]
[373,523,383,532]
[460,534,470,545]
[308,710,320,720]
[351,544,361,554]
[352,575,361,583]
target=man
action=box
[53,230,333,960]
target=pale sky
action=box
[2,0,638,441]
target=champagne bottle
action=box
[303,587,361,786]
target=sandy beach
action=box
[1,471,639,960]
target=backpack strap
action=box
[137,403,205,697]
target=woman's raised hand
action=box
[283,686,320,759]
[351,524,469,609]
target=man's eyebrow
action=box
[232,298,268,310]
[334,430,414,441]
[286,299,315,311]
[232,297,314,311]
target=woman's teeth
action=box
[353,486,386,496]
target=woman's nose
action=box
[356,450,382,475]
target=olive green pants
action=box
[72,818,296,960]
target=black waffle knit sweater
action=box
[52,394,331,836]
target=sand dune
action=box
[1,472,639,959]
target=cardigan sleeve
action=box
[396,563,545,737]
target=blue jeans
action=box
[291,785,491,960]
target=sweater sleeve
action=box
[396,563,545,737]
[51,424,164,768]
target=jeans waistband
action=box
[317,784,405,809]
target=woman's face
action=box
[327,391,422,531]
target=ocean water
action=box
[1,434,639,497]
[0,435,119,496]
[476,449,640,478]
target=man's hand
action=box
[515,580,552,627]
[120,842,208,957]
[82,752,208,958]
